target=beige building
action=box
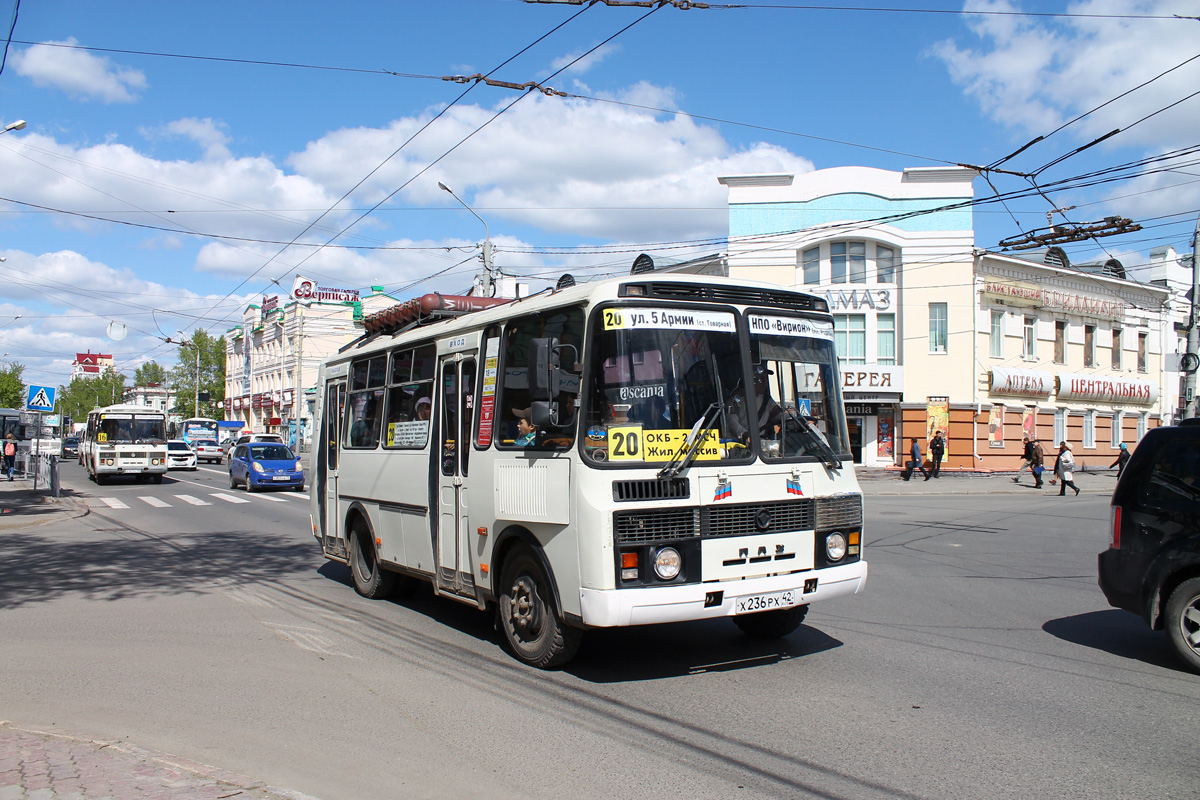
[223,277,400,447]
[719,166,1172,471]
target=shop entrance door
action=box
[848,417,864,463]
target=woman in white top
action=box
[1055,442,1079,496]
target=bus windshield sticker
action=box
[747,314,834,339]
[478,337,500,448]
[606,425,720,462]
[603,308,735,333]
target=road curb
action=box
[0,721,322,800]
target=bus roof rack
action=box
[362,293,512,337]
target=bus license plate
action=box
[735,590,797,614]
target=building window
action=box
[831,241,866,284]
[834,314,867,364]
[876,245,896,283]
[929,303,947,353]
[877,314,896,365]
[1084,410,1095,449]
[1111,412,1122,448]
[1137,413,1147,441]
[1137,332,1147,373]
[990,310,1003,358]
[1054,409,1066,446]
[1022,316,1036,360]
[1054,320,1066,364]
[801,247,820,285]
[1084,325,1095,367]
[1112,327,1122,370]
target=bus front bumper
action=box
[579,560,868,628]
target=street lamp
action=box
[438,181,495,296]
[2,120,26,134]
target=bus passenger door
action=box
[435,354,477,600]
[319,381,347,552]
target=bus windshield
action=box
[181,418,218,443]
[97,413,166,444]
[583,307,850,466]
[583,306,752,465]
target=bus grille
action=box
[614,508,699,544]
[702,499,815,538]
[612,478,691,502]
[622,281,819,312]
[816,494,862,531]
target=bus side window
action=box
[498,307,583,449]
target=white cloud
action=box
[549,43,621,76]
[930,0,1200,150]
[12,38,147,103]
[148,118,233,161]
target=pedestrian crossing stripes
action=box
[90,492,309,510]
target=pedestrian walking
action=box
[3,432,16,481]
[1014,434,1034,484]
[902,436,929,481]
[1111,442,1130,478]
[1055,441,1079,496]
[1030,437,1045,489]
[929,430,945,478]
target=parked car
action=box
[228,441,304,492]
[1098,418,1200,673]
[61,436,79,459]
[166,439,198,471]
[193,438,223,464]
[223,432,284,462]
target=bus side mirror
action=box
[529,337,560,401]
[530,401,554,428]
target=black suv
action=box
[1098,419,1200,673]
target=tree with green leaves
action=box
[169,330,225,418]
[134,361,168,387]
[57,368,128,421]
[0,361,25,409]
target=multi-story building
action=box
[121,383,173,413]
[223,277,401,449]
[72,351,113,377]
[719,166,1173,470]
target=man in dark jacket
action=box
[1030,437,1045,488]
[929,431,945,478]
[902,437,929,481]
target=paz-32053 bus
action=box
[311,268,867,667]
[82,404,169,484]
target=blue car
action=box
[229,442,304,492]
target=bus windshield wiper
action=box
[658,402,719,479]
[785,407,842,470]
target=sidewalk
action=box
[0,475,87,531]
[855,466,1117,496]
[0,722,318,800]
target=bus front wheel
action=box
[498,548,582,669]
[733,604,809,638]
[349,520,396,599]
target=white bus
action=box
[311,270,868,667]
[179,416,219,445]
[82,404,169,484]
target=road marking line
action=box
[211,492,250,504]
[175,494,211,506]
[100,497,129,509]
[139,496,171,508]
[255,493,290,502]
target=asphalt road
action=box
[0,462,1195,800]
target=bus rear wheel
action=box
[732,604,809,638]
[498,548,581,669]
[349,520,396,599]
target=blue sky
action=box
[0,0,1197,388]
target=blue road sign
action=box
[26,385,56,412]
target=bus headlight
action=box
[825,532,847,562]
[653,547,682,580]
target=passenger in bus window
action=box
[415,396,431,421]
[513,409,537,447]
[728,364,782,444]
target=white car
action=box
[166,439,198,470]
[193,438,223,463]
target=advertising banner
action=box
[989,404,1005,448]
[926,396,949,460]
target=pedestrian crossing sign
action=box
[26,385,56,412]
